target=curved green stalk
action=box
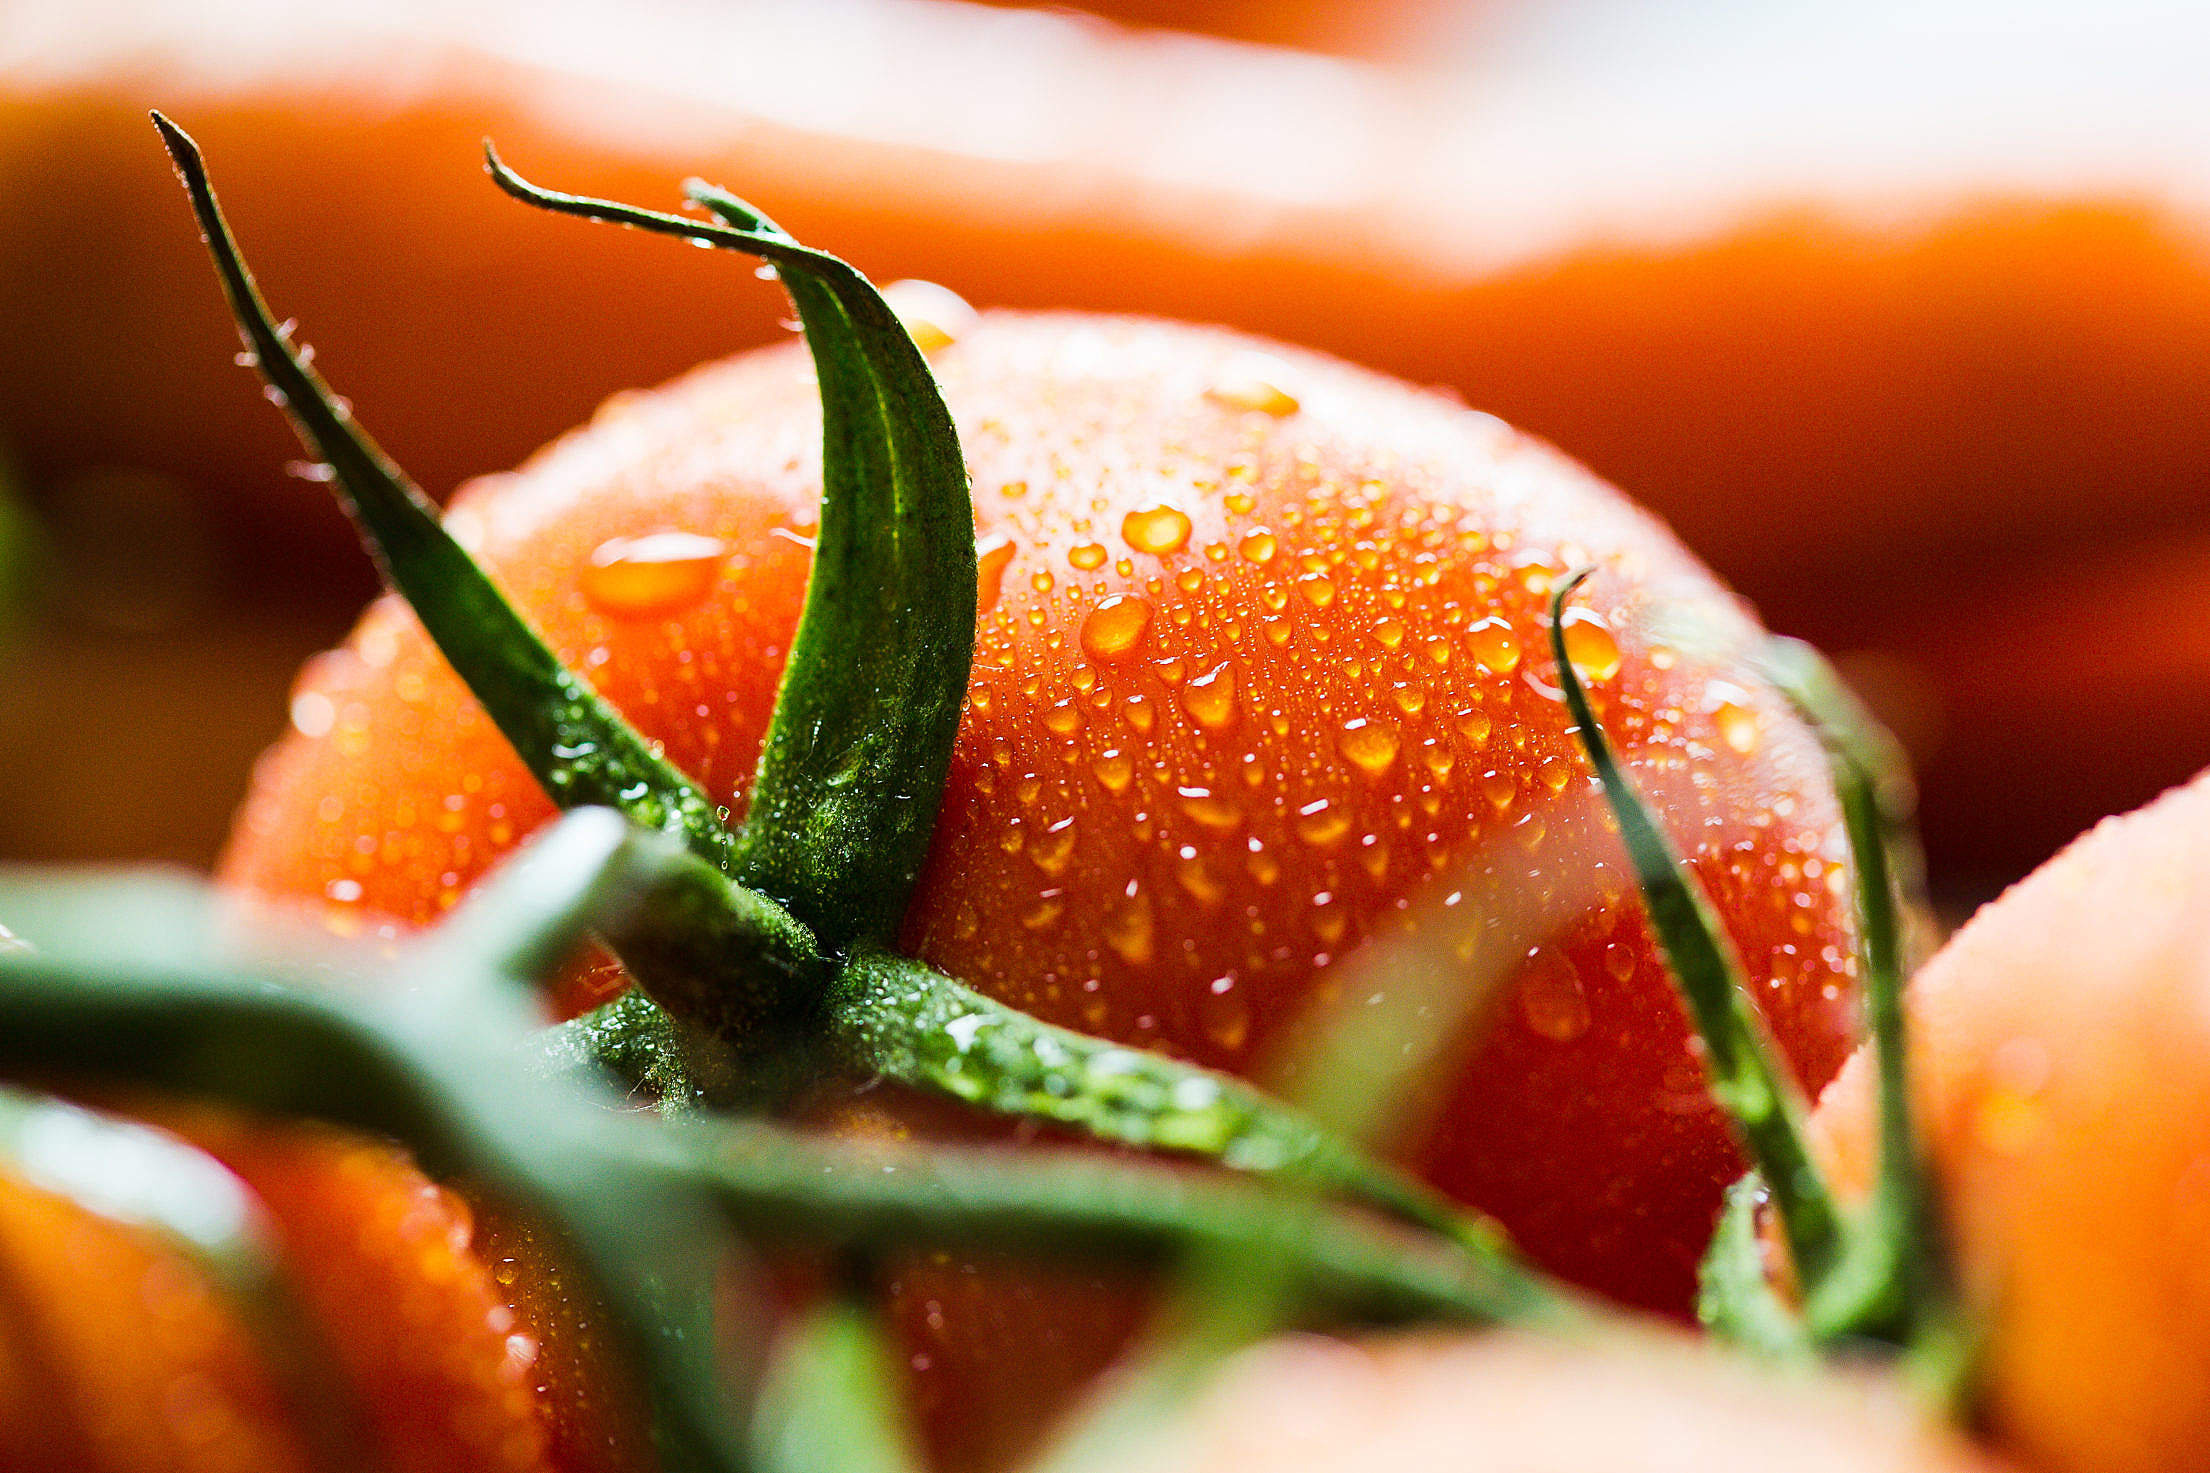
[1548,571,1840,1289]
[0,1086,371,1473]
[487,152,976,953]
[153,112,738,875]
[0,819,760,1473]
[827,949,1545,1302]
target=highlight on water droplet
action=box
[1517,948,1590,1042]
[1705,681,1762,755]
[883,279,978,352]
[1080,594,1155,661]
[1237,528,1279,565]
[1294,797,1352,848]
[1030,816,1078,875]
[1178,661,1239,730]
[1103,886,1155,966]
[1559,606,1623,682]
[1176,845,1227,905]
[1122,503,1194,555]
[580,531,729,619]
[1466,616,1521,674]
[976,533,1017,612]
[1204,353,1302,417]
[1177,786,1243,830]
[1337,718,1401,776]
[1200,975,1252,1053]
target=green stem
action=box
[153,112,740,875]
[750,1298,922,1473]
[487,152,977,954]
[1547,571,1840,1289]
[825,948,1545,1303]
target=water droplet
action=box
[1224,490,1257,515]
[1454,708,1492,744]
[1177,847,1227,904]
[1421,743,1455,783]
[1091,750,1134,793]
[882,279,977,352]
[999,480,1029,500]
[976,534,1017,612]
[1481,770,1517,812]
[1069,541,1108,570]
[1080,595,1154,660]
[1603,942,1637,981]
[1177,786,1243,829]
[1518,950,1590,1042]
[580,531,728,619]
[1294,798,1352,848]
[1539,754,1576,794]
[1044,701,1081,736]
[1103,888,1155,966]
[1296,574,1336,608]
[1200,977,1252,1052]
[1122,503,1193,555]
[1392,686,1427,715]
[1467,616,1520,674]
[1204,355,1301,416]
[1705,682,1762,755]
[1560,606,1623,681]
[1237,528,1279,564]
[290,689,336,739]
[1372,617,1406,650]
[1245,841,1281,885]
[1338,718,1401,775]
[1179,662,1239,729]
[1021,894,1065,931]
[1030,817,1077,874]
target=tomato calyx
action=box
[1551,573,1967,1395]
[158,113,1569,1318]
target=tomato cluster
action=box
[5,82,2210,1473]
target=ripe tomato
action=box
[0,1109,558,1473]
[1808,766,2210,1473]
[220,310,1860,1462]
[1137,1329,2001,1473]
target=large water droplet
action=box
[1559,606,1623,682]
[1179,662,1239,730]
[1177,786,1243,830]
[1467,616,1520,674]
[1294,798,1352,848]
[1080,595,1154,660]
[1338,718,1401,775]
[1518,949,1590,1042]
[1204,354,1301,416]
[1069,541,1108,570]
[976,534,1017,612]
[1123,503,1193,555]
[882,278,977,352]
[1237,528,1279,565]
[580,531,728,619]
[1103,888,1155,966]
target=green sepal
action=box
[0,1086,370,1473]
[486,153,976,954]
[825,948,1561,1316]
[1698,1172,1816,1362]
[1547,571,1840,1288]
[0,812,760,1473]
[153,112,739,876]
[751,1299,922,1473]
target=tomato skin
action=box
[1809,767,2210,1473]
[0,1110,561,1473]
[221,310,1858,1459]
[1137,1329,2001,1473]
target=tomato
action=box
[1808,767,2210,1473]
[1138,1329,2001,1472]
[0,1109,560,1473]
[218,307,1859,1462]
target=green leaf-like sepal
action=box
[1547,570,1840,1288]
[486,153,976,953]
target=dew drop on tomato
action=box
[1122,503,1193,555]
[1518,949,1593,1043]
[1102,888,1155,967]
[1068,541,1108,571]
[1236,528,1278,565]
[1080,595,1154,660]
[578,531,728,619]
[1294,798,1352,848]
[976,534,1018,612]
[1338,718,1401,776]
[1177,786,1243,830]
[1559,606,1624,682]
[1178,662,1239,730]
[1466,616,1521,674]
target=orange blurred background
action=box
[5,0,2210,902]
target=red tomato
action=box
[1809,767,2210,1473]
[220,310,1860,1464]
[1137,1329,2003,1473]
[0,1109,558,1473]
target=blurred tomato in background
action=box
[4,0,2210,904]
